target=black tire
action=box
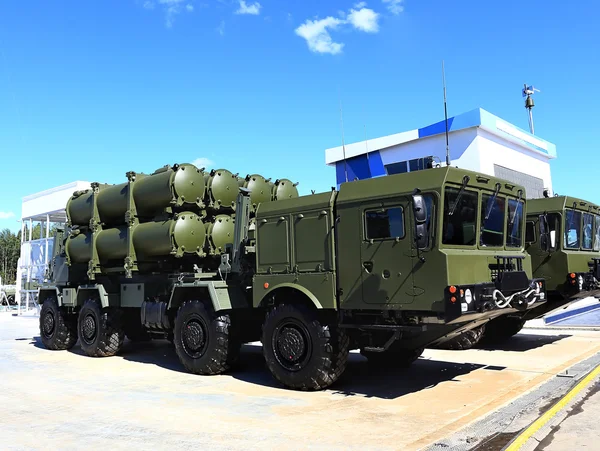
[77,299,125,357]
[361,344,424,368]
[432,325,486,351]
[481,316,526,344]
[262,303,350,391]
[39,298,78,350]
[173,300,240,375]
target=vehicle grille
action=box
[489,255,524,283]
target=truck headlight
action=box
[464,289,473,304]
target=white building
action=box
[16,180,91,313]
[325,107,556,198]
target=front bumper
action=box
[561,271,600,300]
[444,277,547,323]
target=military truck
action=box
[433,194,600,349]
[1,284,17,306]
[36,162,547,390]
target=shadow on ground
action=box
[477,332,571,352]
[23,337,503,399]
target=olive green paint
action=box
[526,195,600,294]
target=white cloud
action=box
[217,20,225,36]
[347,4,379,33]
[235,1,261,15]
[295,16,345,55]
[191,157,214,169]
[382,0,404,15]
[142,0,195,27]
[295,3,381,54]
[0,211,15,220]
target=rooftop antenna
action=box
[442,60,450,166]
[338,86,348,183]
[522,83,540,134]
[363,104,370,167]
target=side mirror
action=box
[412,194,427,224]
[539,214,550,252]
[415,223,428,249]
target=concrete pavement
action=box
[2,312,600,450]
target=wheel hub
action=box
[82,314,97,343]
[182,318,207,358]
[273,320,312,372]
[42,311,55,338]
[277,327,306,363]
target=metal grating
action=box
[493,164,545,199]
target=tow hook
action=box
[512,295,528,311]
[481,301,493,312]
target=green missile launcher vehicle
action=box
[433,194,600,350]
[36,162,547,390]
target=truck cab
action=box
[525,195,600,304]
[253,166,547,383]
[434,194,600,349]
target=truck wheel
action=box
[39,298,77,350]
[261,304,350,391]
[173,300,240,375]
[432,325,486,350]
[77,299,125,357]
[481,316,526,344]
[361,345,424,368]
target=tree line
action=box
[0,223,57,286]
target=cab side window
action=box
[365,207,405,240]
[525,221,536,243]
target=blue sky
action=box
[0,0,598,232]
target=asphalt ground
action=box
[2,312,600,450]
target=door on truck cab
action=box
[359,196,415,306]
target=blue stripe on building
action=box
[335,151,387,187]
[367,151,386,177]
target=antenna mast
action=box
[338,86,348,183]
[522,83,540,134]
[442,60,450,166]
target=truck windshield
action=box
[442,187,478,246]
[583,213,594,250]
[480,193,505,247]
[564,209,581,249]
[594,215,600,251]
[506,199,524,247]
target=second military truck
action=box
[436,194,600,349]
[37,163,547,390]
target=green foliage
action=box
[0,228,21,285]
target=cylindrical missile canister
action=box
[95,226,129,262]
[272,178,299,201]
[133,164,206,218]
[243,174,273,208]
[206,169,239,210]
[96,183,129,225]
[65,231,93,263]
[133,211,206,258]
[206,214,234,254]
[66,190,94,227]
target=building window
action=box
[386,157,433,176]
[365,207,405,240]
[385,161,408,175]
